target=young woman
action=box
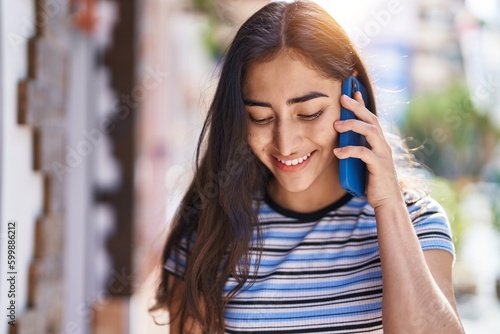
[151,1,464,333]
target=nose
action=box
[274,118,302,157]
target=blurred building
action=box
[2,0,159,333]
[411,0,464,93]
[1,1,499,334]
[459,0,500,128]
[1,0,69,332]
[411,0,500,128]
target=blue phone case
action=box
[339,76,369,197]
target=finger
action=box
[333,145,376,166]
[353,91,365,107]
[334,119,383,150]
[340,94,377,124]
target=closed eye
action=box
[299,109,324,120]
[249,116,273,125]
[248,109,325,125]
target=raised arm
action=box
[373,200,463,333]
[334,92,463,333]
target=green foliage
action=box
[201,19,224,60]
[192,0,227,60]
[491,186,500,231]
[401,82,500,254]
[401,82,499,179]
[427,178,467,255]
[193,0,214,13]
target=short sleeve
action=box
[163,232,194,280]
[408,196,455,260]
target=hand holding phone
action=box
[338,76,370,197]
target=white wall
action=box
[62,31,96,334]
[0,1,43,334]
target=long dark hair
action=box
[151,1,387,332]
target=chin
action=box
[275,178,314,194]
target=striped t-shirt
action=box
[165,193,455,333]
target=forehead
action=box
[242,51,339,100]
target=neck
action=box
[267,165,346,214]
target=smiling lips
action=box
[276,152,312,166]
[273,151,314,172]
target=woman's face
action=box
[243,51,343,194]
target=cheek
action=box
[309,118,337,146]
[247,126,273,152]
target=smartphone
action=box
[339,75,370,197]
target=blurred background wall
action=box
[0,0,499,333]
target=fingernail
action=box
[335,120,344,126]
[334,148,342,153]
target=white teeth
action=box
[277,152,313,166]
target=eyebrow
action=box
[243,91,329,108]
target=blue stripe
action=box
[165,195,454,333]
[225,302,382,321]
[224,271,382,294]
[251,246,380,268]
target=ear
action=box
[353,69,359,77]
